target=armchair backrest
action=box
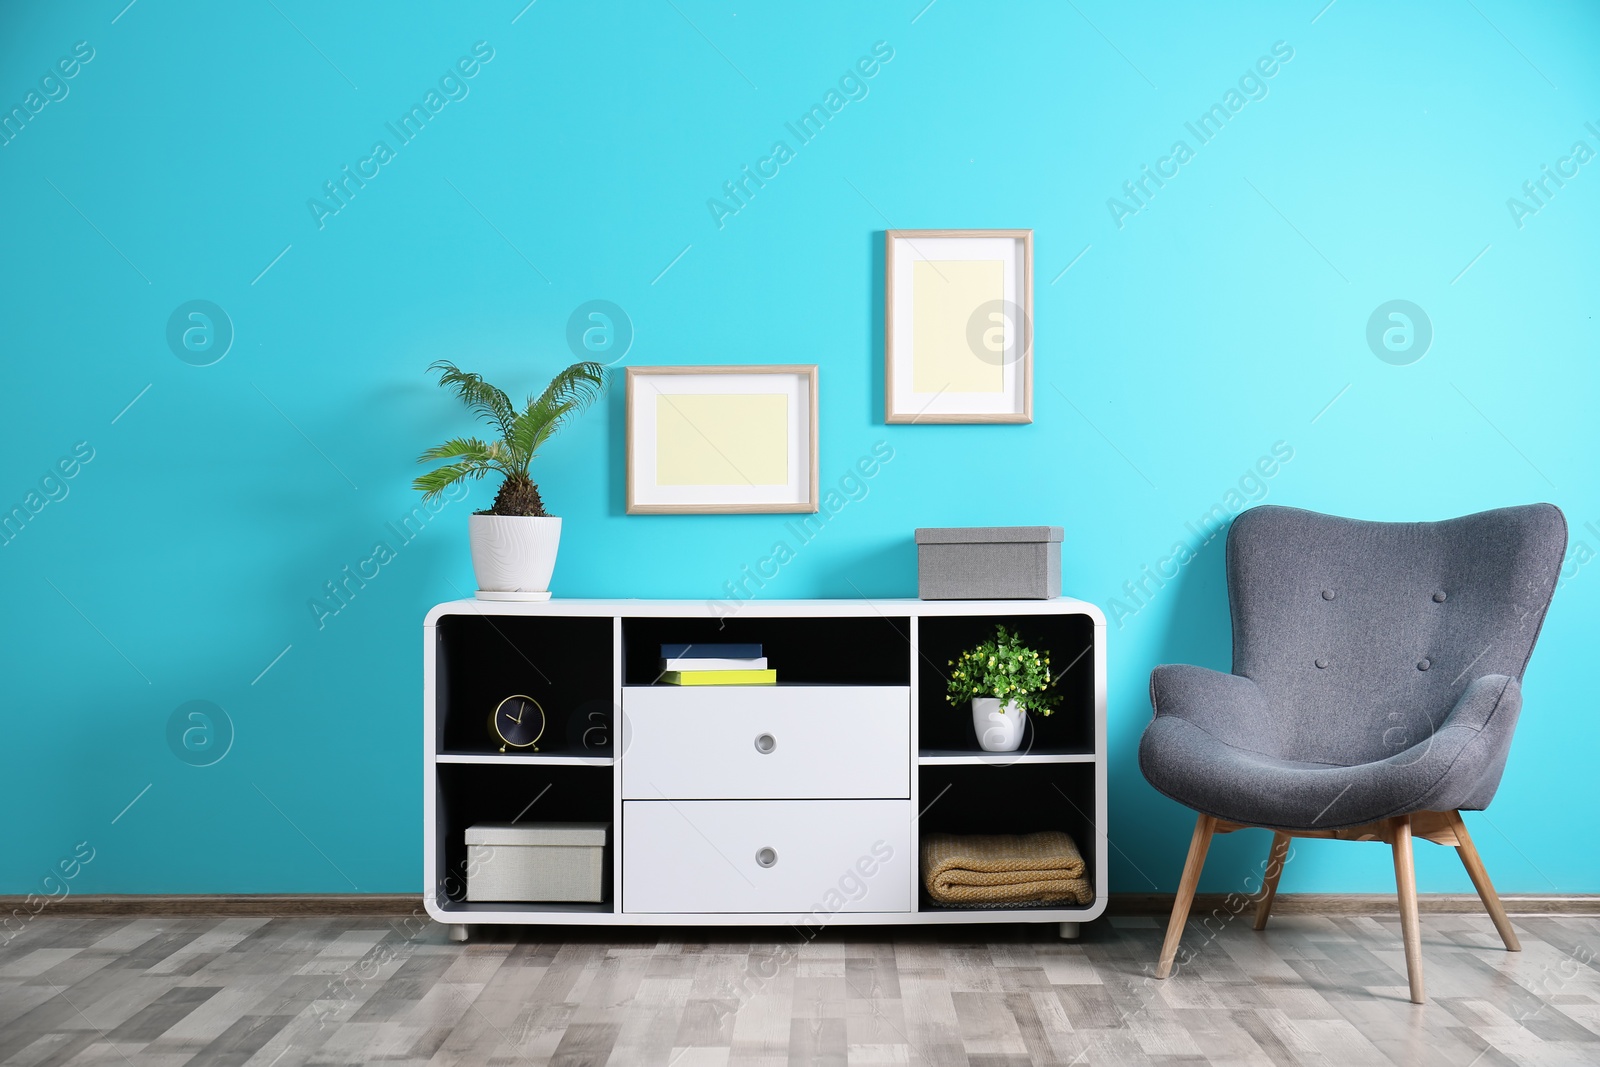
[1226,504,1565,767]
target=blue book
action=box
[660,642,762,659]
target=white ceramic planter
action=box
[972,697,1027,752]
[469,514,562,601]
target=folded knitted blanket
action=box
[921,830,1094,906]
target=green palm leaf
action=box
[428,361,517,441]
[417,436,494,463]
[510,361,606,463]
[413,436,513,500]
[412,460,500,500]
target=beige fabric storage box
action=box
[465,822,608,903]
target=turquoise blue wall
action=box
[4,1,1597,899]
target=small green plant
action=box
[946,625,1060,716]
[413,360,605,516]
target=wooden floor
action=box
[2,913,1597,1066]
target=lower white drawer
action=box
[622,800,911,914]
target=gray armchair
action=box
[1139,503,1566,1003]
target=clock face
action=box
[491,695,545,750]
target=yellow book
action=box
[660,669,777,686]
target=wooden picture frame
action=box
[626,365,819,514]
[884,229,1033,424]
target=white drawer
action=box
[622,800,911,914]
[621,685,909,800]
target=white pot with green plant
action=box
[413,359,605,601]
[946,625,1060,752]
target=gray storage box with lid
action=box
[466,822,608,903]
[914,526,1063,600]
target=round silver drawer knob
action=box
[755,847,778,868]
[754,733,776,754]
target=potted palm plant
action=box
[946,625,1060,751]
[414,359,605,600]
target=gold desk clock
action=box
[489,694,545,753]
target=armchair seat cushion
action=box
[1140,665,1523,830]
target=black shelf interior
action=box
[436,614,614,757]
[620,615,911,686]
[916,763,1097,912]
[916,613,1095,755]
[434,764,614,909]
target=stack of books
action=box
[659,642,775,685]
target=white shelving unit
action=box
[423,597,1107,938]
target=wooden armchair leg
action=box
[1253,832,1293,931]
[1156,813,1216,979]
[1391,815,1426,1004]
[1446,810,1521,952]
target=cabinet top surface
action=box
[425,597,1105,625]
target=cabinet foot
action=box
[1058,922,1080,940]
[448,924,469,943]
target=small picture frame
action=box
[885,229,1033,424]
[626,366,819,514]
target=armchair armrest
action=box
[1440,674,1521,733]
[1148,664,1275,751]
[1425,674,1522,810]
[1386,674,1523,813]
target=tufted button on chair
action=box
[1139,503,1566,1003]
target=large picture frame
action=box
[626,365,819,514]
[884,229,1033,424]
